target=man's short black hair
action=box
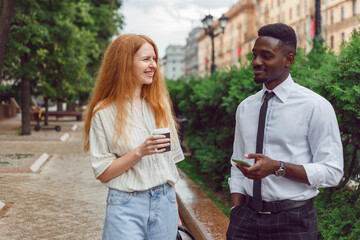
[258,23,297,55]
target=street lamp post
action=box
[202,14,228,74]
[314,0,321,39]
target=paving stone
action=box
[0,116,107,240]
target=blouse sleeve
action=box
[171,125,184,163]
[89,111,117,178]
[168,111,184,163]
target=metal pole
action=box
[315,0,321,39]
[210,32,216,74]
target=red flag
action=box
[237,46,241,62]
[237,46,241,58]
[311,20,315,38]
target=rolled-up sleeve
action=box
[229,105,246,194]
[303,100,344,188]
[229,165,246,194]
[171,132,184,163]
[167,104,184,163]
[89,112,116,178]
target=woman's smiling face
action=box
[133,42,157,87]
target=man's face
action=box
[252,36,290,89]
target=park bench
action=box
[33,110,83,121]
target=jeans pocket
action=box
[107,189,132,205]
[165,185,177,203]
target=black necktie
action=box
[252,91,275,212]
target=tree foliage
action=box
[0,0,16,85]
[2,0,123,134]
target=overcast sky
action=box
[119,0,239,58]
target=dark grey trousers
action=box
[226,200,318,240]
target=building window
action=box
[278,0,280,7]
[173,67,176,71]
[297,25,300,42]
[331,10,334,24]
[330,36,334,48]
[341,6,345,20]
[297,4,300,16]
[354,1,357,16]
[341,32,345,42]
[278,15,281,22]
[289,8,292,20]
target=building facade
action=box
[162,45,185,80]
[184,27,202,77]
[198,0,360,76]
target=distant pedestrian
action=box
[84,34,184,240]
[227,23,344,239]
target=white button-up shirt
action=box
[229,75,344,201]
[89,99,184,192]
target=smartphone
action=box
[232,158,252,167]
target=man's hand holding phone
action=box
[232,158,252,167]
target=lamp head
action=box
[202,14,214,29]
[219,14,228,30]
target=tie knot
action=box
[264,91,275,101]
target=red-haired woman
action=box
[84,34,184,240]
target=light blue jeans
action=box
[102,183,178,240]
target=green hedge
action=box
[168,29,360,238]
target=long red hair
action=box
[84,34,175,151]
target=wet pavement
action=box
[176,170,229,240]
[0,114,229,240]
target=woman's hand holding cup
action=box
[136,129,171,157]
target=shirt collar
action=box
[262,74,294,103]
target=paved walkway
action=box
[0,115,107,239]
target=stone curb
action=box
[176,194,210,240]
[71,124,78,131]
[176,169,230,240]
[30,153,49,172]
[60,133,70,142]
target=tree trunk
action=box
[20,53,31,135]
[21,76,31,135]
[44,97,49,126]
[0,0,16,85]
[57,99,63,112]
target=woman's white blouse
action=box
[89,99,184,192]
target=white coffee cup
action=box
[152,128,171,152]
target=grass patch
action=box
[177,157,231,218]
[0,153,34,167]
[5,153,33,159]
